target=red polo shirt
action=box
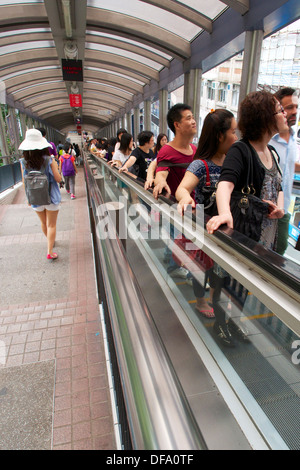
[156,143,197,196]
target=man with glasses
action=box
[270,87,300,255]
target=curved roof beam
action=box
[0,48,58,69]
[83,83,134,101]
[85,49,159,81]
[84,62,150,85]
[82,100,120,112]
[85,65,148,86]
[0,4,48,28]
[0,31,53,48]
[0,60,60,79]
[32,100,70,114]
[23,91,70,108]
[80,91,127,107]
[13,82,66,101]
[44,111,108,126]
[84,70,144,94]
[139,0,212,31]
[82,112,111,123]
[221,0,249,15]
[86,9,190,60]
[22,90,126,110]
[36,104,73,117]
[5,69,63,94]
[85,33,170,68]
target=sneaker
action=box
[71,194,76,199]
[213,322,235,348]
[169,267,188,279]
[66,189,70,194]
[228,318,250,343]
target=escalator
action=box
[85,153,300,450]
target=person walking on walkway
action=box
[59,142,78,199]
[19,129,62,260]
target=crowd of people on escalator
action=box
[18,87,299,347]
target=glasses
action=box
[273,105,285,115]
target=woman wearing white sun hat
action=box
[19,129,63,260]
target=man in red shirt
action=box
[153,104,197,279]
[153,103,197,198]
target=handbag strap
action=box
[233,141,254,192]
[199,159,211,186]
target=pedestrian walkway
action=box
[0,168,116,450]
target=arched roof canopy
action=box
[0,0,299,134]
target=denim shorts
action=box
[32,203,60,212]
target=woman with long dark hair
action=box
[176,109,237,213]
[175,109,240,346]
[111,132,133,168]
[153,133,168,157]
[19,129,62,260]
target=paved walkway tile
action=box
[0,169,116,450]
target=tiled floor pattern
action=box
[0,170,116,450]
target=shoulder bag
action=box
[229,141,269,242]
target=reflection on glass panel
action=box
[87,0,200,41]
[0,41,55,56]
[86,30,172,60]
[86,43,162,70]
[258,19,300,89]
[200,54,243,132]
[96,162,300,450]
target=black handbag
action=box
[228,141,269,242]
[202,142,269,241]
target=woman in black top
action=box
[207,90,286,250]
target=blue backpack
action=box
[61,154,75,176]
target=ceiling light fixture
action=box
[70,81,79,94]
[64,40,78,60]
[62,0,72,39]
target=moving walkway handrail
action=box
[90,152,300,291]
[89,153,300,337]
[84,156,207,450]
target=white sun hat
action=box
[19,129,50,151]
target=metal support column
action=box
[184,68,202,136]
[238,30,264,111]
[126,111,132,135]
[144,100,151,132]
[134,107,140,142]
[0,107,9,158]
[159,89,168,135]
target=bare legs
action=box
[36,209,59,256]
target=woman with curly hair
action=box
[207,90,287,250]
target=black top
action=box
[130,147,154,180]
[219,139,281,197]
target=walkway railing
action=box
[84,153,207,450]
[85,152,300,450]
[0,160,22,193]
